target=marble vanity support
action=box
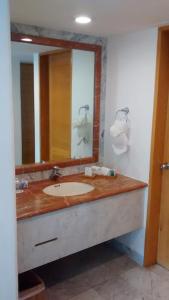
[11,23,107,168]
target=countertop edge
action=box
[17,176,147,221]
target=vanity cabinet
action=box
[17,189,144,273]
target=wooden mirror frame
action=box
[11,32,102,175]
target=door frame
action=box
[144,25,169,266]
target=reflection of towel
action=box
[110,119,130,155]
[74,114,92,144]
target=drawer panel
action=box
[18,189,145,273]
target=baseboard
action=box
[110,239,144,266]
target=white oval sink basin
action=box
[43,182,94,197]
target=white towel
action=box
[110,119,129,137]
[110,119,130,155]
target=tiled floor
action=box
[35,242,169,300]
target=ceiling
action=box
[11,42,59,62]
[10,0,169,37]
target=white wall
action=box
[71,50,95,159]
[0,0,18,299]
[104,28,158,261]
[12,56,22,165]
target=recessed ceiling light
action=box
[75,16,92,24]
[21,37,32,42]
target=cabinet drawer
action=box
[18,189,144,273]
[18,204,99,272]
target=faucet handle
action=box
[50,166,62,180]
[53,166,61,174]
[53,166,60,170]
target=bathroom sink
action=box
[43,182,94,197]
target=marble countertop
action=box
[16,173,147,221]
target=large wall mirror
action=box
[11,33,101,174]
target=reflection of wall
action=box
[104,29,157,264]
[71,50,95,159]
[12,57,22,165]
[12,55,34,165]
[12,53,40,165]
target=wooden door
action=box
[157,101,169,269]
[20,63,35,164]
[40,55,49,161]
[144,28,169,267]
[48,50,72,161]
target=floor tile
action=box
[120,266,169,300]
[94,276,130,300]
[150,264,169,282]
[69,289,102,300]
[35,243,169,300]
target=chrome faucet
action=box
[50,166,62,180]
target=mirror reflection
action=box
[11,41,95,165]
